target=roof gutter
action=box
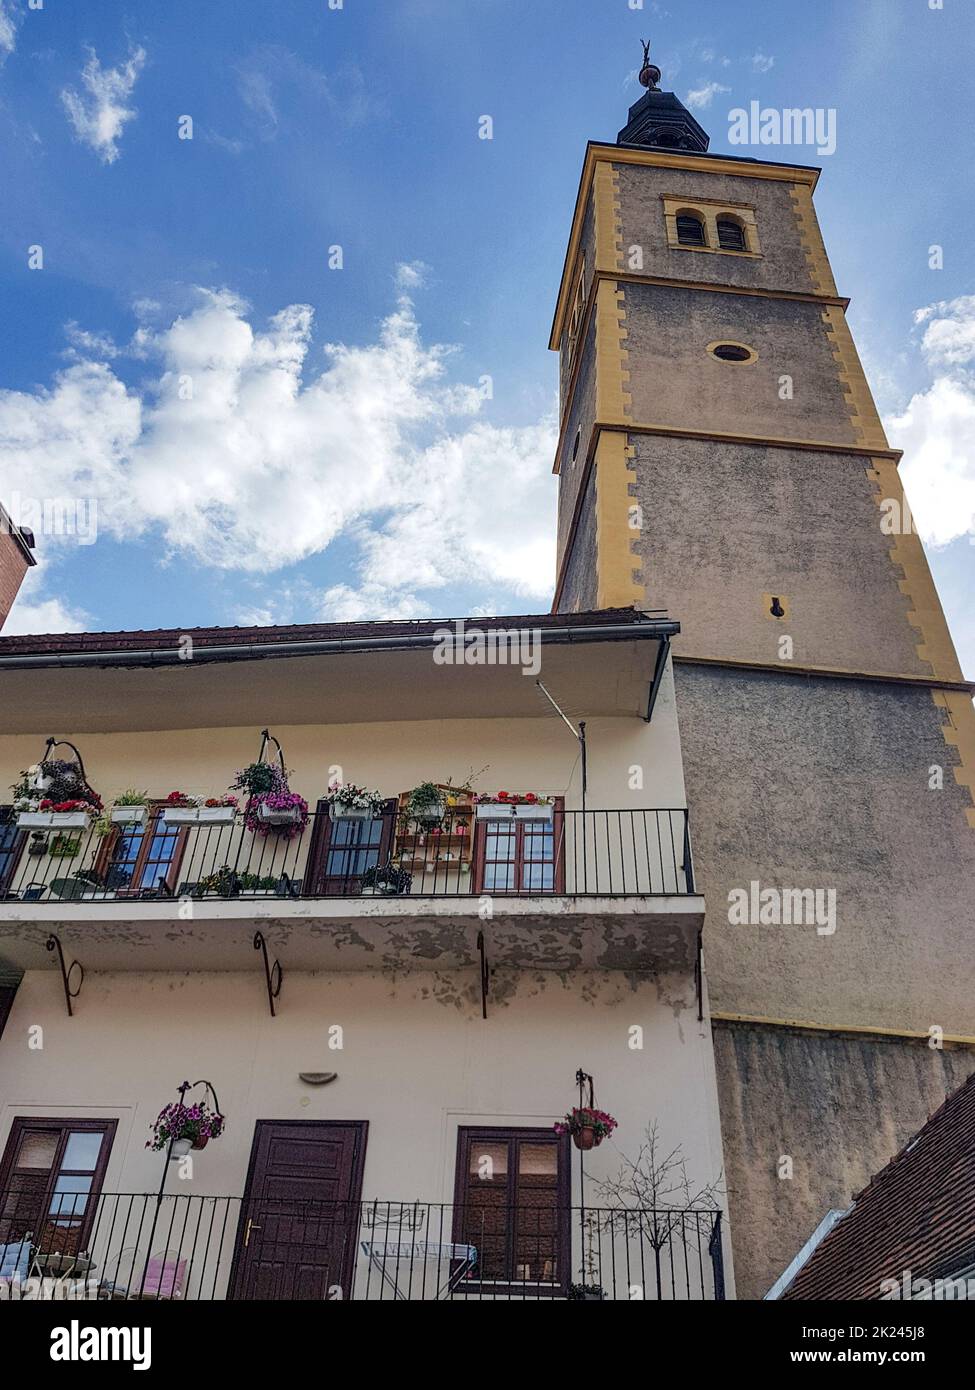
[0,619,681,672]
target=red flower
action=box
[497,791,510,801]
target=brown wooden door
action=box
[305,800,396,895]
[230,1121,367,1301]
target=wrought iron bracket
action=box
[46,933,83,1017]
[477,930,489,1020]
[253,931,283,1016]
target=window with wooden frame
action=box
[0,1117,117,1257]
[97,808,187,896]
[305,799,397,895]
[473,798,564,895]
[0,807,26,897]
[453,1126,570,1293]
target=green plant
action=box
[405,782,445,821]
[48,834,82,859]
[361,863,413,895]
[231,762,284,797]
[195,865,240,897]
[114,789,150,806]
[72,867,105,887]
[238,872,281,891]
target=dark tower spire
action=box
[617,40,710,153]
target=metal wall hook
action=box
[253,931,283,1016]
[46,934,83,1016]
[477,930,490,1020]
[257,729,286,775]
[42,737,88,780]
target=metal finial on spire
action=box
[639,39,661,91]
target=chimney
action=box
[0,502,37,631]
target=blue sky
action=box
[0,0,972,674]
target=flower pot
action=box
[162,807,199,825]
[514,803,554,821]
[199,807,236,825]
[111,805,149,827]
[476,803,515,819]
[191,1134,208,1151]
[329,804,374,821]
[411,802,445,825]
[17,810,91,829]
[169,1138,193,1160]
[257,803,301,825]
[572,1126,597,1152]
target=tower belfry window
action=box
[716,218,746,252]
[676,214,707,247]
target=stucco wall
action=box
[675,662,975,1033]
[621,283,857,444]
[713,1022,975,1300]
[0,701,687,820]
[628,435,932,676]
[614,162,823,297]
[558,467,598,613]
[556,313,598,570]
[0,965,731,1296]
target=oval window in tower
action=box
[708,341,758,365]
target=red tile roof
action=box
[0,607,663,657]
[782,1070,975,1299]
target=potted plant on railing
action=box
[147,1099,225,1160]
[555,1106,618,1152]
[193,865,240,898]
[161,792,238,825]
[237,872,285,897]
[475,791,554,821]
[108,790,151,828]
[323,782,384,821]
[360,863,413,897]
[403,782,446,826]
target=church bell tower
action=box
[551,44,975,1298]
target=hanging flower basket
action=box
[11,756,103,829]
[233,756,309,840]
[147,1097,225,1157]
[555,1107,618,1151]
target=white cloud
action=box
[685,81,730,111]
[60,45,146,164]
[751,53,775,74]
[2,594,90,637]
[0,285,558,617]
[0,0,18,61]
[886,295,975,548]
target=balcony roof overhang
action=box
[0,894,705,978]
[0,610,679,732]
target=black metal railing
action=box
[1,807,696,904]
[0,1194,724,1301]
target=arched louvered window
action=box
[676,213,706,247]
[716,218,746,252]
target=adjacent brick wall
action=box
[0,520,34,631]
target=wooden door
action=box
[230,1121,367,1301]
[305,800,396,895]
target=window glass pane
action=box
[467,1142,508,1183]
[325,817,383,879]
[62,1132,102,1171]
[14,1131,58,1170]
[50,1174,92,1218]
[137,825,180,889]
[518,1143,558,1177]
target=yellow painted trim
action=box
[593,280,631,424]
[865,456,963,682]
[933,689,975,830]
[789,182,837,297]
[711,1010,975,1047]
[821,305,889,450]
[551,145,821,349]
[593,162,623,273]
[594,432,645,609]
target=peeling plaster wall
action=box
[0,967,728,1242]
[713,1023,975,1300]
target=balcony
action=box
[0,1193,726,1301]
[0,808,703,976]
